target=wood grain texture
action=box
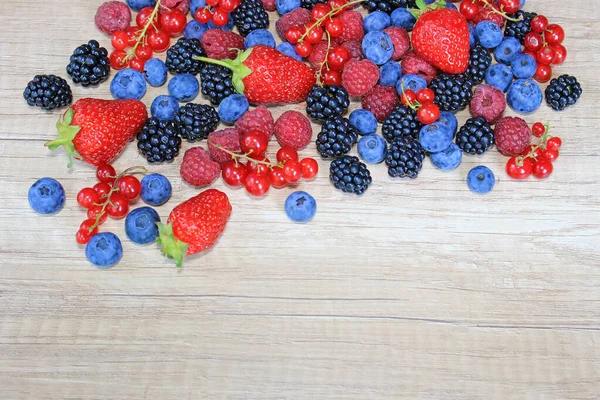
[1,0,599,398]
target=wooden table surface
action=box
[1,0,599,398]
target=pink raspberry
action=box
[235,106,275,138]
[474,5,505,27]
[401,51,438,83]
[202,29,245,60]
[308,41,329,70]
[382,27,410,61]
[470,84,506,124]
[494,117,532,156]
[362,85,400,122]
[276,8,312,41]
[342,59,380,97]
[162,0,190,13]
[339,11,364,42]
[341,40,364,61]
[208,128,242,164]
[274,111,313,150]
[180,147,221,187]
[94,1,131,36]
[261,0,276,11]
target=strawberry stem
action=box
[195,50,253,94]
[45,108,82,168]
[156,222,188,268]
[409,0,446,19]
[125,0,163,62]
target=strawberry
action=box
[156,189,232,267]
[410,1,470,74]
[196,45,316,105]
[45,98,147,167]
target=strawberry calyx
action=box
[45,108,82,168]
[156,222,189,268]
[409,0,447,19]
[195,50,253,94]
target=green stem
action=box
[298,0,365,43]
[125,0,162,62]
[478,0,521,22]
[516,121,553,166]
[209,140,283,169]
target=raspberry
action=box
[276,8,312,41]
[180,147,221,187]
[469,84,506,124]
[342,59,380,97]
[207,128,242,164]
[162,0,191,13]
[474,5,505,28]
[339,11,364,42]
[274,111,313,150]
[382,27,410,61]
[361,85,400,122]
[494,117,531,156]
[235,106,275,138]
[201,29,245,60]
[308,41,328,70]
[341,40,364,61]
[94,1,131,35]
[401,51,438,84]
[261,0,277,11]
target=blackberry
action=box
[231,0,269,36]
[174,103,220,142]
[329,156,372,195]
[23,75,72,111]
[316,116,358,158]
[504,10,537,44]
[465,44,492,85]
[545,74,583,111]
[137,118,182,163]
[363,0,416,14]
[165,38,205,75]
[66,40,110,87]
[385,136,425,179]
[300,0,327,11]
[381,104,423,143]
[199,63,236,105]
[306,85,350,122]
[430,73,474,113]
[455,116,494,155]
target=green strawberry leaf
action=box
[45,108,82,168]
[156,222,189,268]
[194,50,254,95]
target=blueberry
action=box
[28,177,65,215]
[507,78,542,114]
[207,15,234,30]
[418,121,453,153]
[349,109,378,135]
[358,134,387,164]
[475,21,503,49]
[141,173,172,206]
[520,0,526,6]
[277,0,301,15]
[396,74,427,94]
[494,37,522,64]
[86,232,123,268]
[363,11,391,33]
[511,54,537,79]
[244,29,275,49]
[445,2,457,10]
[126,0,156,11]
[438,111,458,138]
[379,61,402,87]
[110,69,147,100]
[467,166,495,194]
[430,143,462,171]
[151,95,180,121]
[468,23,476,47]
[168,73,199,102]
[143,58,168,87]
[285,191,316,223]
[190,0,207,14]
[276,42,302,61]
[125,207,160,245]
[184,20,208,41]
[218,94,249,123]
[485,63,513,92]
[390,8,416,30]
[362,31,394,65]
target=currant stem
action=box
[315,31,332,85]
[298,0,365,43]
[210,141,284,169]
[478,0,521,22]
[125,0,162,62]
[398,81,421,111]
[516,121,553,166]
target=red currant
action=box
[325,18,344,37]
[306,26,324,44]
[110,50,128,70]
[276,146,299,163]
[195,8,212,23]
[506,156,533,180]
[118,175,142,202]
[497,0,519,14]
[106,193,129,218]
[219,0,238,12]
[96,164,116,183]
[460,0,481,20]
[93,182,112,199]
[546,137,562,151]
[417,102,440,125]
[533,63,552,83]
[80,219,99,236]
[87,205,108,224]
[295,41,313,57]
[76,229,91,245]
[269,167,288,189]
[206,0,220,6]
[135,45,153,61]
[541,148,559,162]
[416,88,435,104]
[161,10,187,35]
[530,15,548,33]
[550,43,567,65]
[222,160,248,187]
[532,159,553,179]
[300,158,319,180]
[247,156,271,175]
[521,145,543,160]
[322,68,342,85]
[77,188,100,209]
[111,31,129,50]
[524,32,543,51]
[129,57,145,72]
[400,89,417,106]
[286,26,304,44]
[147,29,171,52]
[125,26,140,46]
[211,8,230,27]
[245,172,270,196]
[536,46,556,65]
[545,24,565,45]
[532,122,546,137]
[282,160,302,183]
[311,4,331,20]
[137,7,161,28]
[240,130,269,156]
[327,46,350,70]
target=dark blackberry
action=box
[504,10,537,44]
[199,63,236,105]
[300,0,327,11]
[545,74,583,111]
[316,116,358,158]
[329,156,372,195]
[165,38,205,75]
[363,0,416,14]
[430,73,474,113]
[137,118,182,163]
[231,0,269,36]
[306,85,350,122]
[23,75,72,111]
[465,44,492,85]
[174,103,220,142]
[385,136,425,179]
[455,116,494,155]
[66,40,110,87]
[381,104,423,143]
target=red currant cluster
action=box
[75,164,145,244]
[523,16,566,83]
[194,0,241,27]
[460,0,521,19]
[506,122,562,180]
[400,87,440,125]
[109,0,186,72]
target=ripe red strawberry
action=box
[201,29,244,60]
[157,189,232,267]
[411,6,470,74]
[45,98,147,167]
[196,45,316,105]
